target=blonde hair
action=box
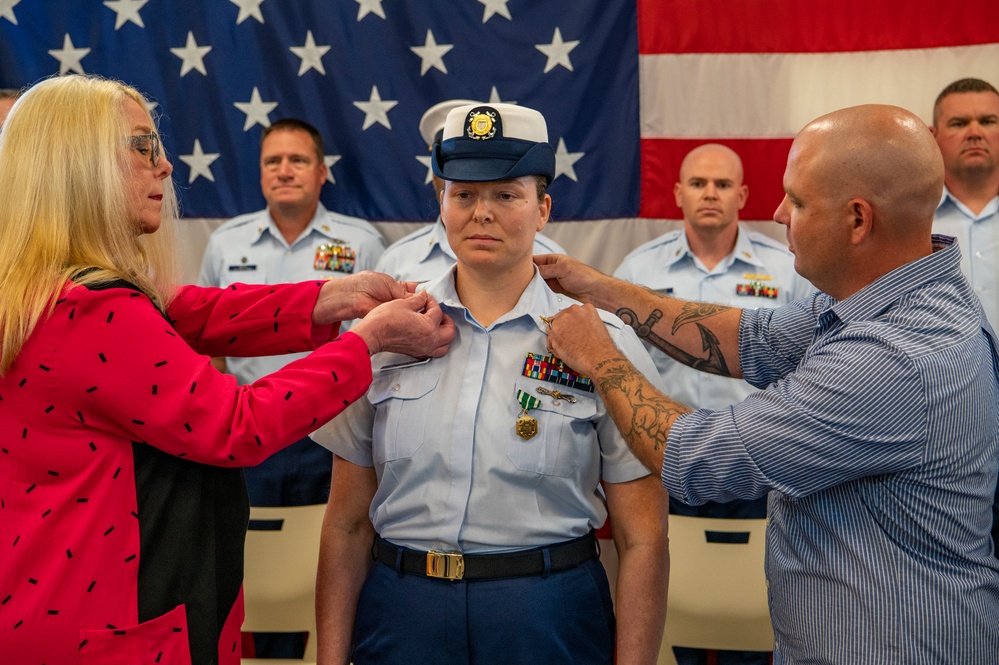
[0,75,179,375]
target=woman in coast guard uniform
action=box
[313,103,669,665]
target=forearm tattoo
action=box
[672,302,730,335]
[616,305,732,377]
[593,358,687,452]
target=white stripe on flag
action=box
[640,43,999,138]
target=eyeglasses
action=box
[127,133,161,167]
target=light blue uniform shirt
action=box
[198,204,386,384]
[614,225,815,410]
[313,268,660,554]
[932,186,998,325]
[375,218,565,283]
[665,236,999,664]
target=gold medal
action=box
[514,388,543,440]
[516,409,538,440]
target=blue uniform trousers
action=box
[352,555,616,664]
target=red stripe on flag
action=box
[639,138,795,221]
[638,0,999,54]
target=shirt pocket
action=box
[78,604,191,665]
[369,368,440,462]
[507,380,598,478]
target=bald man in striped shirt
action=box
[538,104,999,664]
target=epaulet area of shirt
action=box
[744,230,793,255]
[211,211,262,236]
[378,229,427,267]
[324,212,384,238]
[381,225,436,258]
[532,233,564,253]
[627,229,684,259]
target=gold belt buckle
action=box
[426,550,464,580]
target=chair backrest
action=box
[242,503,326,662]
[657,515,773,664]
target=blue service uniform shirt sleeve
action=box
[316,388,376,467]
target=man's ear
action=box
[848,198,874,245]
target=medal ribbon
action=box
[516,389,542,411]
[522,352,595,393]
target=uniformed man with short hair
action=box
[200,118,385,508]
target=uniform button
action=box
[392,383,401,392]
[975,251,983,258]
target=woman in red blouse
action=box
[0,75,454,664]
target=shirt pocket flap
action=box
[515,380,598,420]
[369,369,440,404]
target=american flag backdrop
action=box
[1,0,998,226]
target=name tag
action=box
[227,264,258,271]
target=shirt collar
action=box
[728,225,768,270]
[422,265,561,334]
[663,224,767,271]
[660,232,693,269]
[936,185,999,220]
[827,234,962,324]
[402,216,458,264]
[252,203,339,247]
[937,186,953,211]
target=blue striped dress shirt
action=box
[663,236,999,664]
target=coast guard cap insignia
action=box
[467,109,497,140]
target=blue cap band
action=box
[432,137,555,184]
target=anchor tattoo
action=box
[616,308,731,377]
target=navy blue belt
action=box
[373,530,598,581]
